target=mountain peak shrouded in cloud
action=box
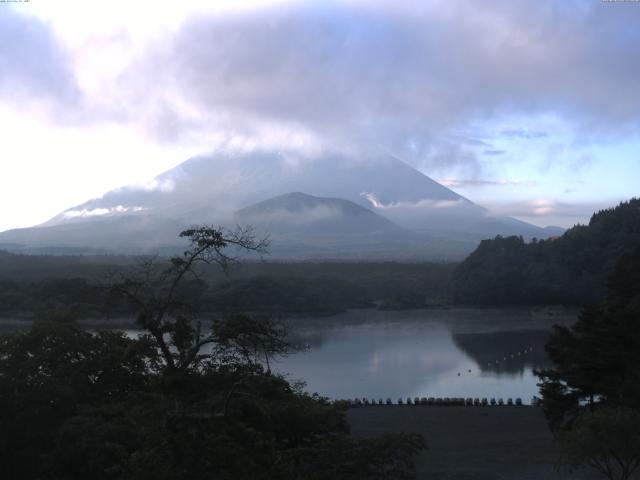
[0,1,638,232]
[0,151,563,258]
[44,151,472,224]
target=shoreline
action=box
[0,304,580,325]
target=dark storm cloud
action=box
[0,8,79,107]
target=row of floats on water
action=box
[487,347,536,367]
[342,396,533,407]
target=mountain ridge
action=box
[0,151,562,258]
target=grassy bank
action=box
[348,406,600,480]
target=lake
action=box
[274,308,576,405]
[0,307,576,405]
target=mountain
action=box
[233,192,429,258]
[235,192,402,235]
[0,151,561,258]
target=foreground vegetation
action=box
[0,227,424,479]
[538,245,640,479]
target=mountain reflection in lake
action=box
[0,307,574,405]
[276,308,575,405]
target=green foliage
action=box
[209,275,369,314]
[0,320,424,479]
[0,227,425,479]
[0,316,156,479]
[538,245,640,428]
[0,258,455,318]
[453,198,640,305]
[556,407,640,480]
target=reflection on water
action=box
[275,308,574,404]
[0,307,576,405]
[452,330,551,375]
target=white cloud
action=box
[63,208,110,218]
[63,205,146,218]
[483,199,617,228]
[438,179,537,188]
[1,1,639,232]
[361,192,465,210]
[130,179,176,193]
[527,199,556,216]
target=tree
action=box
[538,246,640,480]
[0,226,426,479]
[111,225,270,374]
[537,246,640,428]
[0,315,156,480]
[556,407,640,480]
[453,198,640,306]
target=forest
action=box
[2,199,639,322]
[453,199,640,306]
[0,254,454,318]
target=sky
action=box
[1,0,639,231]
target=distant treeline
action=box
[3,198,638,316]
[452,198,640,305]
[0,256,455,318]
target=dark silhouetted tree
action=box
[0,227,426,480]
[556,407,640,480]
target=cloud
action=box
[115,0,640,157]
[63,207,110,218]
[0,8,80,109]
[527,198,556,216]
[485,198,611,227]
[361,192,464,210]
[5,0,640,177]
[500,129,549,139]
[482,150,506,156]
[438,179,536,188]
[130,178,176,193]
[63,205,146,218]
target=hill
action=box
[452,198,640,305]
[234,192,430,258]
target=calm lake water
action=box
[274,308,576,405]
[1,307,576,405]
